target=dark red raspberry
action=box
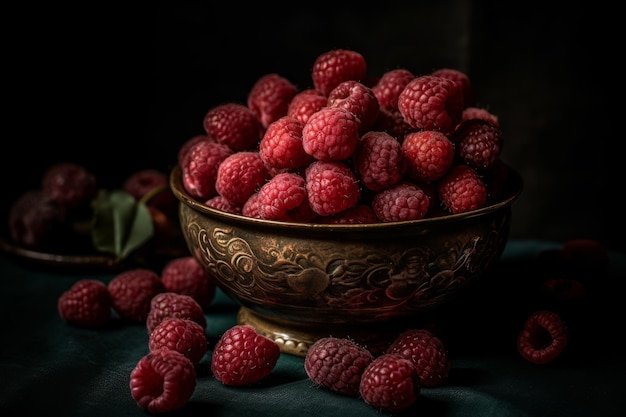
[256,172,308,221]
[371,68,415,109]
[215,151,270,206]
[302,106,360,161]
[178,134,215,166]
[286,89,328,124]
[304,336,373,396]
[398,75,465,135]
[317,204,379,224]
[8,190,67,248]
[211,324,280,386]
[353,130,406,191]
[517,310,568,365]
[129,348,196,414]
[241,191,262,219]
[371,105,413,141]
[123,168,178,216]
[181,140,233,201]
[108,268,165,323]
[359,353,419,413]
[327,80,380,133]
[402,130,455,183]
[204,195,242,214]
[461,106,500,127]
[311,49,367,96]
[148,318,208,365]
[431,67,474,108]
[386,328,450,387]
[203,102,262,151]
[371,182,431,222]
[58,279,112,327]
[247,73,298,129]
[305,161,361,216]
[161,256,216,310]
[146,292,207,334]
[437,164,487,214]
[453,119,503,171]
[41,162,97,211]
[259,116,314,170]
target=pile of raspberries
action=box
[178,48,509,224]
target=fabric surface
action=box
[0,239,623,417]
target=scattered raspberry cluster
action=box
[179,48,508,224]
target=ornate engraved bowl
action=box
[170,165,522,356]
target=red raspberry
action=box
[286,89,328,124]
[146,292,207,334]
[215,151,270,206]
[256,172,308,221]
[305,161,360,216]
[161,256,216,310]
[353,130,406,191]
[181,140,233,201]
[122,168,178,216]
[461,106,500,127]
[431,67,474,108]
[211,324,280,386]
[129,348,196,414]
[8,190,67,248]
[148,318,208,365]
[178,134,215,166]
[204,195,242,214]
[398,75,465,135]
[437,164,487,214]
[241,191,262,219]
[359,353,419,413]
[317,204,379,224]
[371,106,413,141]
[203,103,262,151]
[41,162,97,211]
[108,268,165,323]
[371,182,430,222]
[453,119,503,170]
[327,80,380,132]
[302,106,360,161]
[402,130,455,183]
[311,49,367,96]
[58,279,112,327]
[386,328,450,387]
[247,73,298,129]
[517,310,568,365]
[259,116,314,170]
[371,68,414,109]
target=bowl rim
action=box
[169,164,523,232]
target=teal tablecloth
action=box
[0,240,623,417]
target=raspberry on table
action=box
[316,204,379,224]
[161,256,216,310]
[181,140,233,201]
[41,162,97,212]
[215,151,270,206]
[372,182,431,222]
[108,268,165,323]
[146,292,207,334]
[402,130,455,183]
[305,161,361,217]
[311,49,367,96]
[327,80,380,133]
[304,336,373,396]
[259,116,314,170]
[359,353,420,413]
[148,318,208,365]
[371,68,415,110]
[353,130,406,191]
[286,89,328,124]
[58,279,112,327]
[517,310,568,365]
[437,164,487,214]
[129,348,196,414]
[453,119,503,171]
[302,106,361,161]
[386,328,450,387]
[431,67,474,108]
[8,190,68,248]
[211,324,280,386]
[256,172,308,221]
[204,195,242,214]
[247,73,298,129]
[203,102,262,151]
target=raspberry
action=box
[327,80,380,132]
[286,89,328,124]
[256,172,308,221]
[41,162,97,211]
[259,116,314,170]
[371,106,413,141]
[211,324,280,386]
[304,336,373,396]
[461,106,500,127]
[181,140,233,201]
[317,204,379,224]
[203,103,262,151]
[305,161,360,216]
[453,119,503,171]
[386,328,450,387]
[122,168,177,215]
[178,134,215,165]
[517,310,568,365]
[108,268,165,323]
[371,68,414,109]
[402,130,455,183]
[148,318,208,365]
[129,348,196,414]
[241,191,262,219]
[8,190,67,248]
[161,256,216,309]
[431,67,474,108]
[58,279,112,327]
[204,195,242,214]
[146,292,207,334]
[311,49,367,96]
[215,151,270,206]
[398,75,465,135]
[359,353,419,413]
[302,106,360,161]
[371,182,431,222]
[353,130,406,191]
[437,164,487,214]
[247,73,298,129]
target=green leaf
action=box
[91,190,154,260]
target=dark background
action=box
[3,1,620,252]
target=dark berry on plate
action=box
[8,190,67,248]
[41,162,97,211]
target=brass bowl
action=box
[170,165,522,356]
